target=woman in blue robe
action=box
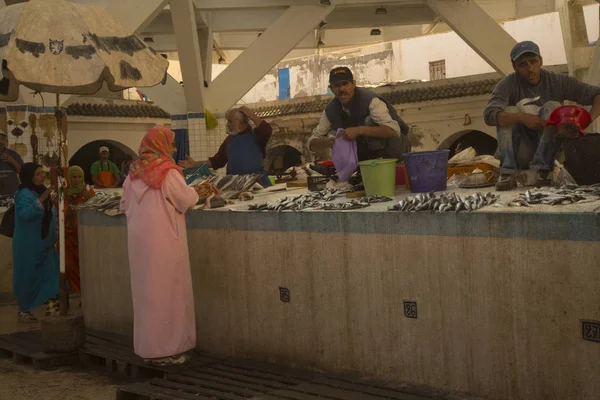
[12,163,59,322]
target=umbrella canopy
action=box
[0,0,169,101]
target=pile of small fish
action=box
[192,182,221,198]
[388,191,500,213]
[248,187,356,212]
[0,195,14,208]
[321,195,393,211]
[507,185,600,207]
[192,174,262,200]
[77,191,122,212]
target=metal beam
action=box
[171,0,206,112]
[556,0,589,78]
[197,12,214,83]
[425,0,516,76]
[207,4,334,113]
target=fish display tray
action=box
[116,359,435,400]
[0,329,79,369]
[80,329,222,381]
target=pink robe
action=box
[120,169,199,359]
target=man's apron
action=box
[97,162,115,187]
[226,133,272,187]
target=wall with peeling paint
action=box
[394,5,598,81]
[259,94,494,161]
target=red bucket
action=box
[547,105,592,136]
[395,164,406,186]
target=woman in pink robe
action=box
[120,126,199,366]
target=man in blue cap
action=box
[484,41,600,190]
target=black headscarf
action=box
[19,163,52,239]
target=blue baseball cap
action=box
[510,41,541,62]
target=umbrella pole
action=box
[56,92,68,317]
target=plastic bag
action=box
[553,160,577,186]
[448,147,476,165]
[332,128,358,182]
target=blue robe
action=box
[12,188,59,312]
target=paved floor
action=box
[0,297,485,400]
[0,300,118,400]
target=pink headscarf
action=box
[129,126,183,189]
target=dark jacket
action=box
[324,87,410,161]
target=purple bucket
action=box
[403,150,449,193]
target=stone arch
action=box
[69,139,137,184]
[264,144,304,176]
[438,130,497,158]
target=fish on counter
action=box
[0,194,14,208]
[248,187,355,212]
[507,184,600,207]
[76,190,122,213]
[388,191,500,213]
[191,173,263,200]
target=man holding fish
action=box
[484,41,600,191]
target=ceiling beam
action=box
[193,0,426,9]
[143,5,434,36]
[325,5,435,28]
[425,0,516,76]
[210,8,287,32]
[194,0,316,9]
[208,4,334,112]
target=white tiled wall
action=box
[188,116,228,163]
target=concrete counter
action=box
[78,193,600,400]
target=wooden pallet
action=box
[0,330,79,369]
[116,359,438,400]
[80,329,222,381]
[116,357,318,400]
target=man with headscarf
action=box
[0,129,24,195]
[308,66,411,163]
[178,106,273,187]
[120,126,199,366]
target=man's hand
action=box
[178,156,197,169]
[520,114,546,130]
[0,152,14,164]
[239,106,255,118]
[239,106,263,126]
[336,127,361,141]
[40,185,57,202]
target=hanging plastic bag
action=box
[205,109,218,130]
[332,128,358,182]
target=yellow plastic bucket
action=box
[358,158,397,197]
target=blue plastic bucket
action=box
[403,150,449,193]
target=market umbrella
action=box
[0,0,169,316]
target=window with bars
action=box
[429,60,446,81]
